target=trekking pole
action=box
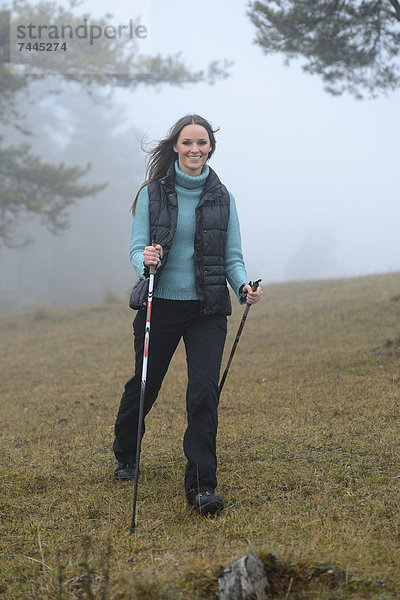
[219,279,261,395]
[130,243,158,534]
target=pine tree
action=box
[248,0,400,98]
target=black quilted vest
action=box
[147,163,232,317]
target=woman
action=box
[113,114,262,515]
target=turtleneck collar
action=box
[174,160,209,190]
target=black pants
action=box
[113,299,227,497]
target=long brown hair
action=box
[131,114,219,214]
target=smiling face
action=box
[173,124,212,176]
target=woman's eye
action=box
[182,141,191,145]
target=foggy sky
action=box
[2,0,399,309]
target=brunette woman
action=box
[113,114,262,514]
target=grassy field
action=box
[1,272,400,599]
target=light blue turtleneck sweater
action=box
[129,161,248,302]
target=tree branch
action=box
[387,0,400,20]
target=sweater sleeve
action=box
[225,192,249,303]
[129,186,150,278]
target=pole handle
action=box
[149,241,159,276]
[246,279,262,305]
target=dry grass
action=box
[1,273,400,599]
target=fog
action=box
[2,0,399,310]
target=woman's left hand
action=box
[243,283,263,305]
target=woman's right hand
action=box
[143,244,163,267]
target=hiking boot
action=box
[188,490,224,515]
[114,459,136,480]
